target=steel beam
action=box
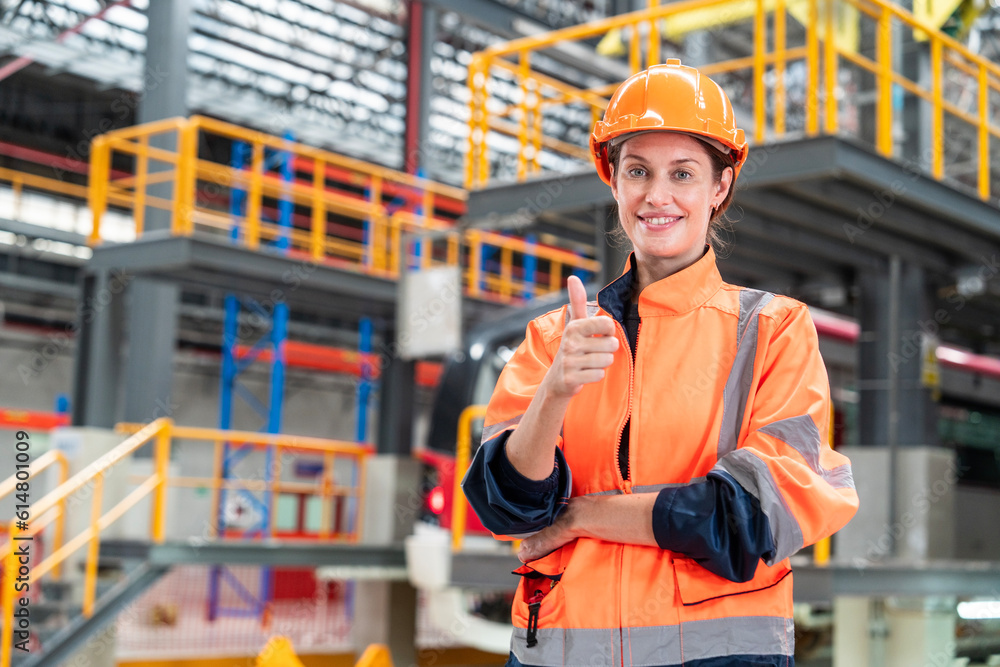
[423,0,630,81]
[449,549,1000,601]
[87,234,399,318]
[0,217,88,246]
[19,562,168,667]
[742,137,1000,242]
[0,271,79,300]
[133,540,408,568]
[786,178,1000,262]
[84,234,508,325]
[464,169,611,225]
[738,187,947,272]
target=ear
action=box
[609,162,620,202]
[713,166,734,208]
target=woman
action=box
[462,60,859,667]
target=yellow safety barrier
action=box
[355,644,394,667]
[812,401,838,565]
[0,450,69,580]
[385,211,601,302]
[256,636,306,667]
[0,419,171,667]
[0,420,373,667]
[466,0,1000,202]
[115,423,371,541]
[87,115,599,303]
[451,405,489,552]
[0,166,88,212]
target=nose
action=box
[645,173,674,208]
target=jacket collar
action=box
[597,246,724,321]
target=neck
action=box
[633,245,708,296]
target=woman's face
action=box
[610,132,732,279]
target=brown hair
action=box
[605,136,737,253]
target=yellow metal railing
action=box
[451,404,489,552]
[115,423,371,541]
[0,420,372,667]
[88,115,600,303]
[466,0,1000,202]
[0,450,69,580]
[0,419,171,667]
[0,167,89,215]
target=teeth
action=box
[644,216,678,226]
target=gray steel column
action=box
[857,260,937,448]
[139,0,190,127]
[72,270,127,427]
[120,0,190,425]
[376,331,416,455]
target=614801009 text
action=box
[10,430,33,653]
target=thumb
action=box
[567,275,589,322]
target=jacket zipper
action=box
[615,319,640,490]
[626,320,640,485]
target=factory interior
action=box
[1,0,1000,665]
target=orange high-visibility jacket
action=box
[463,248,859,666]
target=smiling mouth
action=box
[640,215,681,226]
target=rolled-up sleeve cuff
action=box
[649,473,775,583]
[494,431,560,503]
[460,429,572,537]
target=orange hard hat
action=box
[590,59,748,186]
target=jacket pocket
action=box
[673,556,791,606]
[512,547,571,648]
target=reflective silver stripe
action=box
[512,616,793,666]
[582,479,708,497]
[626,616,795,666]
[481,415,522,444]
[717,289,775,459]
[760,415,856,490]
[675,616,795,664]
[511,627,619,667]
[714,449,804,563]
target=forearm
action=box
[518,492,657,561]
[504,379,574,481]
[575,493,658,546]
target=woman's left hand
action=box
[518,496,592,563]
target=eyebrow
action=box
[620,154,702,166]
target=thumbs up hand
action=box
[544,275,619,400]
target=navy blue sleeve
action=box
[651,469,775,582]
[461,430,572,537]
